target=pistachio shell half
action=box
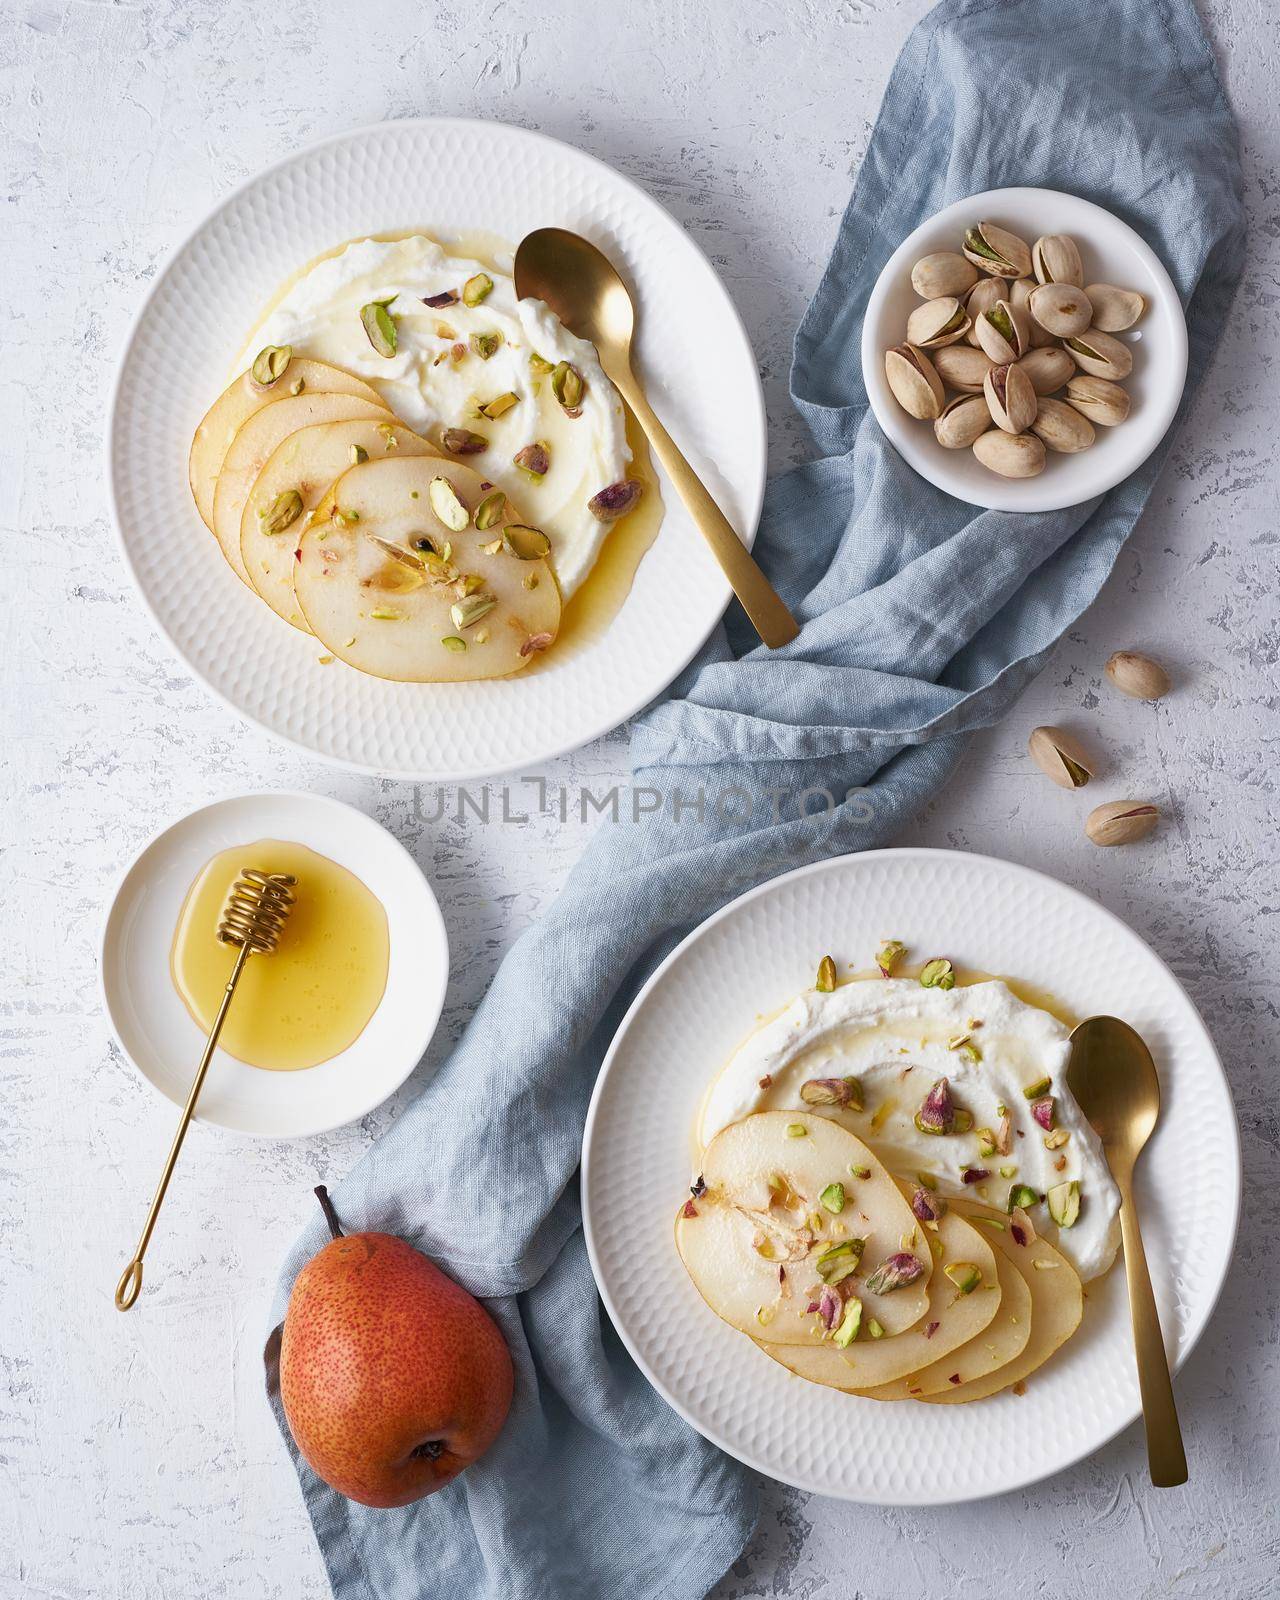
[884,343,945,419]
[1085,800,1159,846]
[934,394,991,449]
[962,221,1032,279]
[1084,283,1147,332]
[1066,329,1133,380]
[911,251,980,300]
[964,277,1005,345]
[1028,282,1094,338]
[906,297,971,349]
[931,344,994,395]
[983,362,1037,434]
[1063,374,1130,426]
[1031,396,1096,453]
[1017,346,1075,396]
[975,300,1032,363]
[1028,725,1094,788]
[1105,650,1171,700]
[1031,234,1084,287]
[1009,277,1056,348]
[972,429,1046,478]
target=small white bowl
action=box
[100,792,448,1138]
[861,186,1188,513]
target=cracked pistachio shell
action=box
[1085,800,1159,846]
[964,277,1005,344]
[911,251,980,300]
[1028,282,1094,338]
[906,297,971,349]
[962,221,1033,279]
[934,393,991,449]
[984,362,1037,434]
[973,428,1045,478]
[1032,234,1084,287]
[1028,725,1095,788]
[1105,650,1171,700]
[1031,396,1096,453]
[1066,328,1133,380]
[975,299,1032,363]
[1084,283,1147,332]
[931,344,994,394]
[1018,346,1076,396]
[1064,374,1130,426]
[1009,277,1056,348]
[885,343,945,419]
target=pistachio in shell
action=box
[1031,234,1084,287]
[962,221,1032,279]
[934,394,991,450]
[974,300,1032,363]
[1085,800,1159,846]
[973,429,1045,479]
[1018,346,1076,396]
[964,277,1005,345]
[1009,277,1056,348]
[1065,328,1133,380]
[1084,283,1147,332]
[931,344,994,395]
[1105,650,1171,700]
[911,251,980,300]
[983,362,1037,434]
[1028,282,1094,338]
[1063,374,1131,426]
[1028,725,1094,788]
[906,297,971,349]
[884,343,945,420]
[1031,396,1096,454]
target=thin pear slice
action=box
[757,1206,999,1389]
[921,1202,1082,1404]
[863,1247,1032,1399]
[212,392,392,585]
[189,357,384,529]
[296,456,561,683]
[241,418,439,629]
[676,1111,932,1345]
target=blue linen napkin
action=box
[265,1,1242,1594]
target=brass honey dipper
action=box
[115,869,297,1311]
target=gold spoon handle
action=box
[115,941,253,1311]
[611,369,799,650]
[1117,1170,1188,1485]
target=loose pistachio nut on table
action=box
[885,221,1147,480]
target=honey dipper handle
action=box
[115,940,253,1311]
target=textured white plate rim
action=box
[861,186,1189,514]
[98,789,449,1139]
[104,116,767,782]
[581,846,1241,1504]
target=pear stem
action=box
[314,1185,344,1240]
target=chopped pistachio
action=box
[551,359,585,416]
[1046,1179,1080,1227]
[800,1076,863,1110]
[258,488,303,535]
[998,1164,1018,1180]
[819,1183,846,1215]
[349,443,369,465]
[514,441,551,479]
[529,352,554,375]
[867,1318,885,1339]
[250,344,291,387]
[785,1122,807,1138]
[944,1261,982,1294]
[478,391,520,420]
[289,376,305,396]
[442,428,488,456]
[1043,1128,1070,1150]
[369,607,402,621]
[869,1096,897,1133]
[429,475,471,532]
[1032,1258,1062,1271]
[815,954,837,992]
[1023,1076,1053,1100]
[849,1164,871,1180]
[475,491,506,530]
[915,1171,938,1191]
[755,1305,774,1326]
[876,939,906,976]
[503,523,551,560]
[462,272,494,307]
[441,635,467,653]
[831,1297,863,1348]
[360,298,398,357]
[815,1238,864,1285]
[1008,1183,1040,1212]
[919,958,955,990]
[451,594,496,631]
[470,330,503,360]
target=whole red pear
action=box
[280,1187,514,1508]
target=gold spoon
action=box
[114,869,296,1310]
[1067,1015,1188,1486]
[514,227,799,650]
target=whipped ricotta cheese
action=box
[699,978,1120,1280]
[244,235,631,598]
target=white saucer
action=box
[100,792,448,1138]
[861,187,1188,513]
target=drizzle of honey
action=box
[170,840,389,1072]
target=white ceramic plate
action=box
[106,118,766,780]
[100,792,448,1138]
[582,849,1239,1503]
[862,187,1188,513]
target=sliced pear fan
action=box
[188,356,385,529]
[295,455,561,683]
[240,418,439,629]
[675,1111,932,1345]
[212,392,393,585]
[758,1203,1000,1390]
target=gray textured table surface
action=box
[3,1,1277,1596]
